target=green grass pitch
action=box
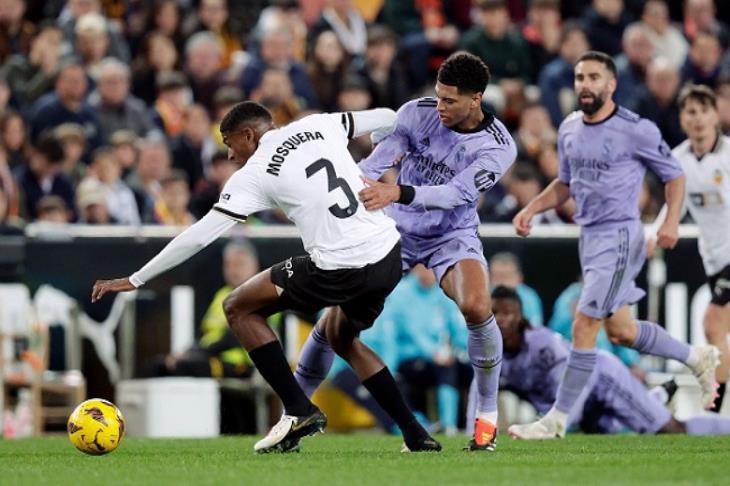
[1,434,727,485]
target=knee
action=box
[324,325,351,358]
[704,307,727,341]
[458,293,490,324]
[605,322,636,346]
[222,293,242,324]
[572,315,601,344]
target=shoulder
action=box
[672,139,692,158]
[396,97,438,128]
[614,106,642,124]
[557,111,583,134]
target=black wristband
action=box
[397,185,415,205]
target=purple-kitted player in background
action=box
[291,52,516,452]
[485,286,730,436]
[510,51,720,440]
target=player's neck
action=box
[454,107,486,132]
[582,99,617,125]
[690,130,719,158]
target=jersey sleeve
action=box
[358,101,416,180]
[635,119,684,182]
[557,130,571,184]
[212,165,274,221]
[409,141,517,210]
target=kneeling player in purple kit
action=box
[491,286,730,436]
[510,51,720,439]
[289,52,516,451]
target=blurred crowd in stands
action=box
[1,0,730,233]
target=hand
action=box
[91,277,135,303]
[513,207,535,237]
[656,221,679,250]
[358,176,400,210]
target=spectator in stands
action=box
[125,139,170,223]
[0,184,23,234]
[582,0,633,57]
[0,77,10,114]
[210,86,243,149]
[35,195,71,223]
[54,122,86,184]
[539,22,589,126]
[381,0,459,90]
[240,27,318,109]
[640,0,688,69]
[153,169,194,226]
[182,0,242,69]
[513,101,557,176]
[309,0,368,58]
[0,0,35,63]
[109,130,139,177]
[73,12,111,81]
[149,71,189,138]
[75,177,113,224]
[252,0,308,62]
[462,0,531,123]
[141,0,184,51]
[681,30,724,87]
[631,58,684,148]
[189,150,237,220]
[15,133,75,221]
[88,58,158,140]
[716,78,730,135]
[353,25,409,110]
[307,30,349,112]
[683,0,729,48]
[170,104,215,191]
[250,68,303,127]
[184,32,225,115]
[489,252,544,327]
[614,24,655,108]
[0,110,29,172]
[146,240,259,379]
[337,75,373,162]
[521,0,562,82]
[29,60,104,157]
[58,0,130,62]
[87,148,140,225]
[0,22,63,113]
[131,32,181,106]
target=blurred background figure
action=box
[640,0,688,69]
[153,169,194,226]
[35,194,71,223]
[353,24,409,110]
[489,252,544,326]
[309,0,367,59]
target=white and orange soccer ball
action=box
[67,398,125,455]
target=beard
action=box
[578,91,606,116]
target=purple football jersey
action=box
[557,107,683,227]
[359,97,516,237]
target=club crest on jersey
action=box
[474,169,496,192]
[456,145,466,164]
[714,169,723,185]
[602,139,612,157]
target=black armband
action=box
[397,185,415,205]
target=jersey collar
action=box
[692,131,722,161]
[450,107,495,134]
[582,104,618,126]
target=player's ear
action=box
[472,92,483,108]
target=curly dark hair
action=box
[219,101,273,134]
[491,285,532,332]
[437,51,490,95]
[576,51,617,78]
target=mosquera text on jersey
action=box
[213,113,400,270]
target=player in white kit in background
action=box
[649,84,730,412]
[91,102,441,453]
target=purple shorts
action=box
[577,220,646,319]
[576,353,671,434]
[400,230,487,283]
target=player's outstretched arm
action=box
[513,179,571,237]
[354,107,409,180]
[91,210,237,302]
[655,175,685,250]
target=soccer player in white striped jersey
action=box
[649,84,730,411]
[91,102,441,453]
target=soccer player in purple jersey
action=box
[489,286,730,437]
[290,52,516,451]
[509,51,720,440]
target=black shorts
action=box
[708,264,730,306]
[270,242,402,331]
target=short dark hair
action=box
[437,51,490,94]
[220,101,273,134]
[160,169,189,188]
[35,133,65,163]
[678,83,717,110]
[576,51,617,78]
[491,285,532,331]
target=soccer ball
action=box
[67,398,125,455]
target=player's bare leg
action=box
[223,269,326,453]
[441,260,501,451]
[509,311,602,440]
[703,303,730,410]
[604,306,721,409]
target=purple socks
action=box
[632,320,691,363]
[555,348,597,414]
[468,315,503,416]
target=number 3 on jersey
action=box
[305,158,358,219]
